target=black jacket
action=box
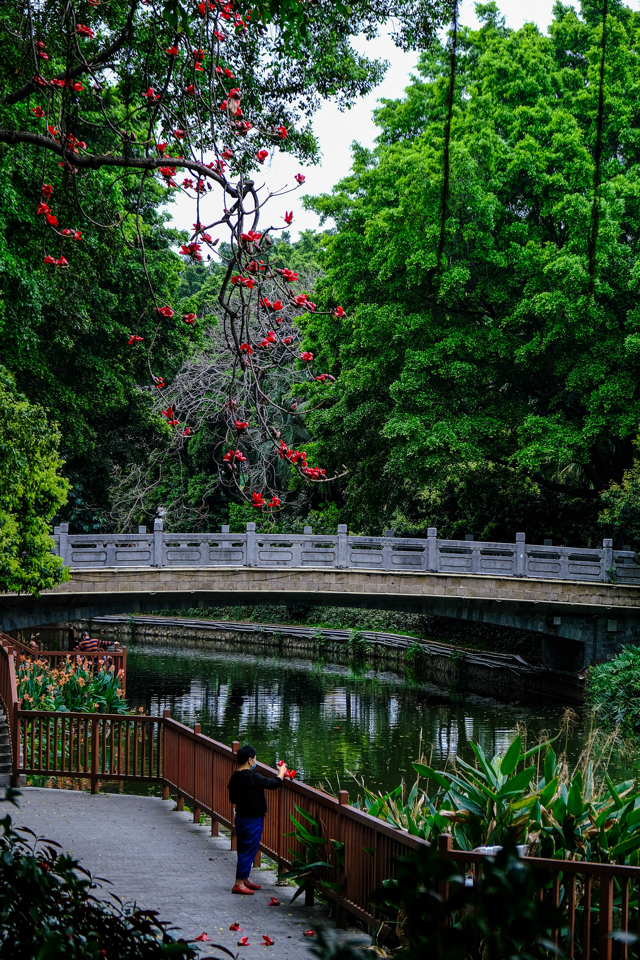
[228,768,282,818]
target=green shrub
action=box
[586,647,640,735]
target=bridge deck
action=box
[1,787,366,956]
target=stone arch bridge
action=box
[2,523,640,672]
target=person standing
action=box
[227,745,287,895]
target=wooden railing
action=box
[17,712,162,793]
[2,635,640,947]
[161,713,425,927]
[441,835,640,960]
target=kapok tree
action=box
[0,0,450,514]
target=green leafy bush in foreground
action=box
[586,647,640,736]
[0,788,196,959]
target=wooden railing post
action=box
[336,790,349,926]
[193,723,201,823]
[231,741,239,849]
[90,716,99,794]
[599,873,613,960]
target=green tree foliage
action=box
[0,367,69,594]
[305,1,640,542]
[586,646,640,735]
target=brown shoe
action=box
[243,879,261,890]
[232,883,253,895]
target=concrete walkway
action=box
[0,788,369,957]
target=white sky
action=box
[166,1,560,239]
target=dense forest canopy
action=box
[304,0,640,544]
[2,0,640,594]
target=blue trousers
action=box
[235,816,264,880]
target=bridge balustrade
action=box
[51,522,640,583]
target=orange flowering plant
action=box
[17,656,127,714]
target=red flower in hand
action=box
[262,935,275,945]
[229,923,242,932]
[285,769,296,779]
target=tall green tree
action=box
[0,368,69,594]
[305,0,640,543]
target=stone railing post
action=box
[153,519,164,568]
[337,524,348,569]
[515,532,526,577]
[246,522,256,567]
[57,523,69,566]
[603,538,613,581]
[427,527,438,573]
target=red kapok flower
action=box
[32,105,45,117]
[333,305,345,318]
[303,930,316,937]
[235,420,249,430]
[300,351,313,362]
[166,44,179,55]
[182,426,192,436]
[271,300,284,311]
[156,142,167,153]
[276,125,287,139]
[155,378,165,389]
[252,492,266,508]
[270,497,281,507]
[262,935,275,946]
[193,933,210,941]
[43,254,56,265]
[281,268,299,282]
[283,336,293,345]
[45,213,59,226]
[128,334,144,344]
[76,24,95,37]
[156,305,174,318]
[229,923,242,932]
[173,129,186,138]
[256,149,268,163]
[183,313,196,324]
[269,896,280,905]
[237,938,250,947]
[239,342,253,355]
[283,211,293,225]
[295,173,305,184]
[36,201,51,215]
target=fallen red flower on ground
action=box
[229,923,242,932]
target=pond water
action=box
[125,641,639,798]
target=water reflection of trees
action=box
[127,646,549,794]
